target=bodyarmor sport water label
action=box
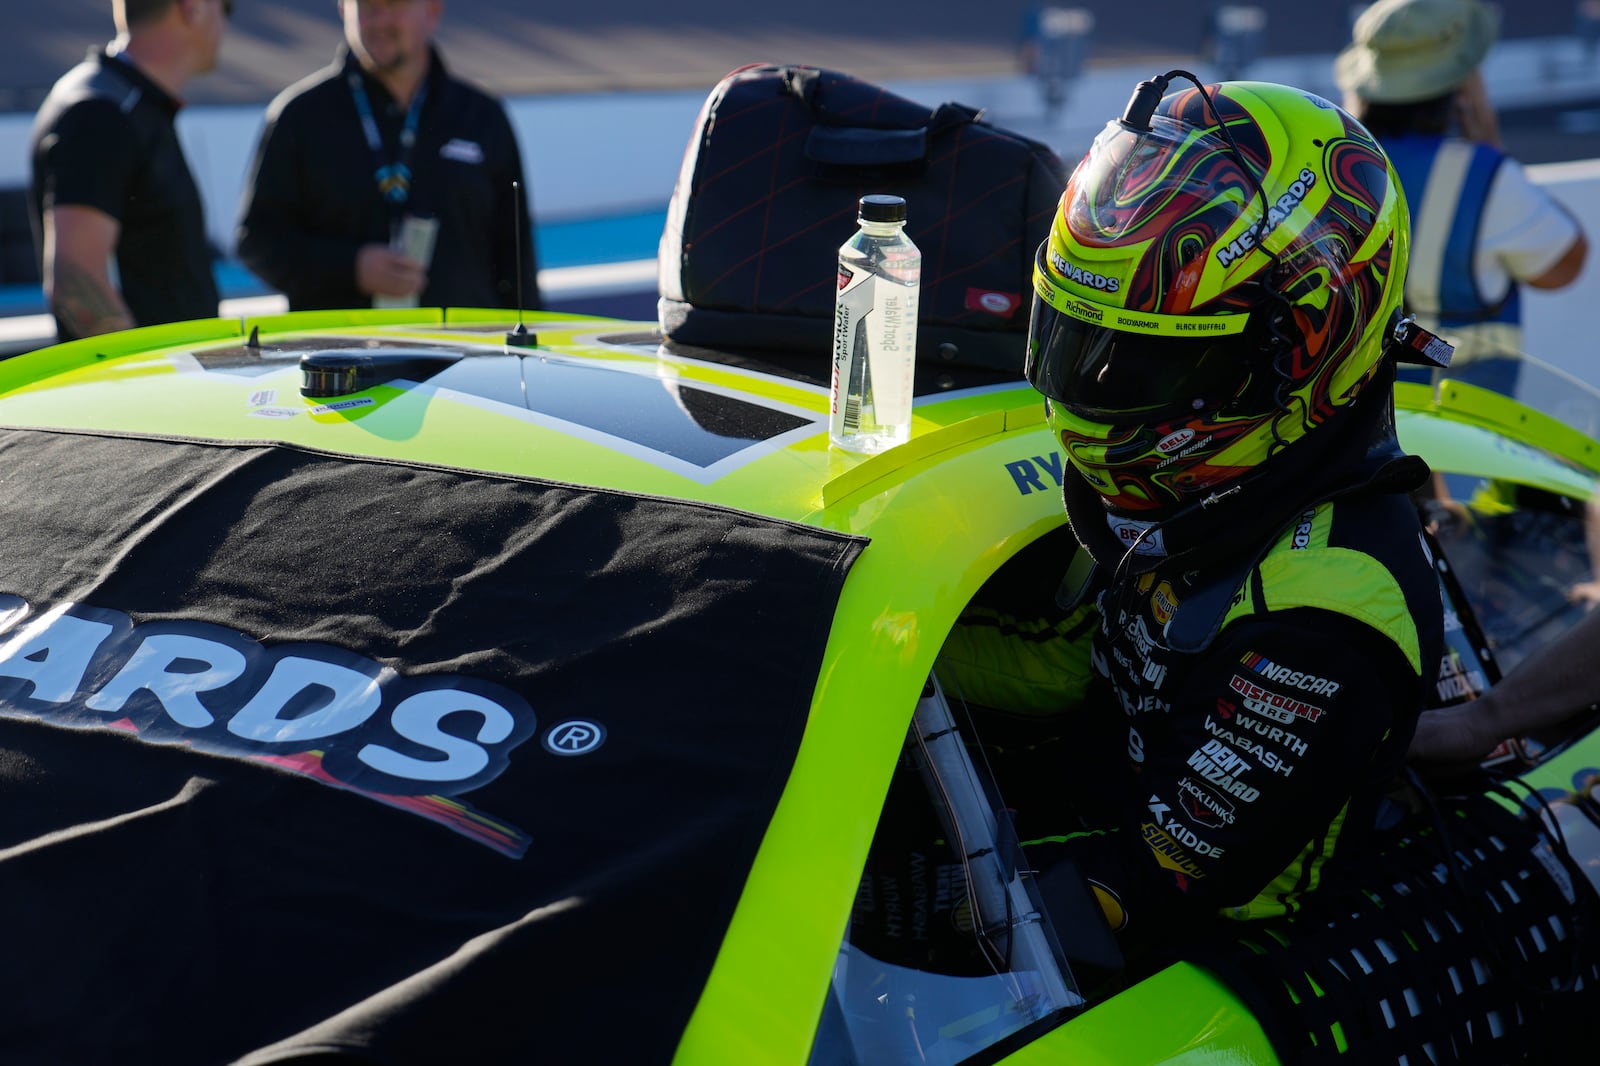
[831,265,874,441]
[829,262,917,452]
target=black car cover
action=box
[0,426,865,1064]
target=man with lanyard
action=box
[29,0,230,342]
[236,0,538,311]
[1335,0,1587,397]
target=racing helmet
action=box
[1025,79,1408,516]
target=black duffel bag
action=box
[657,63,1071,373]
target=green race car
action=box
[0,308,1594,1064]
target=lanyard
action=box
[348,71,428,208]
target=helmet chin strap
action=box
[1386,312,1456,369]
[1261,292,1304,456]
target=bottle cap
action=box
[858,194,907,224]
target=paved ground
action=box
[9,0,1586,109]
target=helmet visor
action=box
[1024,246,1258,423]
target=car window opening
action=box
[808,675,1089,1066]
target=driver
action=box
[954,77,1451,972]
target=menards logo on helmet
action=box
[1215,168,1318,268]
[1048,247,1120,292]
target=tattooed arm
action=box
[43,204,135,340]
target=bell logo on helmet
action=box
[1157,429,1196,454]
[1157,434,1215,469]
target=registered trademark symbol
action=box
[543,720,606,756]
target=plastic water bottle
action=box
[830,194,921,453]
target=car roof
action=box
[0,309,1046,520]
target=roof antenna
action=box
[505,179,537,349]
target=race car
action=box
[0,307,1594,1064]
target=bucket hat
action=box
[1335,0,1499,104]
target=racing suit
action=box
[942,379,1445,965]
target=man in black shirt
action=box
[29,0,229,342]
[235,0,538,312]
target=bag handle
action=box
[805,126,929,167]
[778,67,982,168]
[779,67,982,125]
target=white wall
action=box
[0,90,712,250]
[7,35,1595,250]
[1518,158,1600,396]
